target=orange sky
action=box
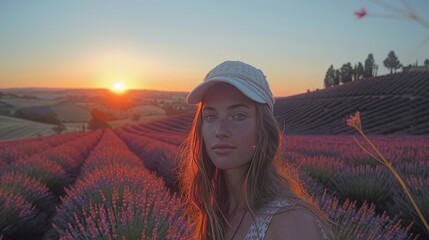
[0,70,317,97]
[0,46,320,97]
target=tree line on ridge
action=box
[323,50,429,88]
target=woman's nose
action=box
[215,118,231,139]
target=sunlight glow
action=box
[111,81,127,94]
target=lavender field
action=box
[1,113,428,239]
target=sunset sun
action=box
[111,81,127,94]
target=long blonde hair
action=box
[179,103,332,240]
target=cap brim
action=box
[187,77,266,105]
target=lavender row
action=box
[0,131,102,239]
[0,131,90,171]
[115,128,179,190]
[121,113,192,146]
[48,129,190,239]
[285,135,428,238]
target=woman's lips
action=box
[212,145,236,154]
[213,147,234,154]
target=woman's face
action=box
[201,83,258,171]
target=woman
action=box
[179,60,333,239]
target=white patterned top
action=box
[244,200,328,240]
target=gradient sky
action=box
[0,0,428,97]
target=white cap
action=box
[187,61,274,111]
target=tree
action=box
[363,54,375,78]
[354,62,364,81]
[424,59,429,65]
[324,65,335,88]
[163,105,185,116]
[340,63,353,84]
[383,50,402,73]
[52,124,66,134]
[333,69,340,85]
[88,108,111,130]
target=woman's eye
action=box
[232,113,247,121]
[204,114,217,121]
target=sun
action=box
[111,81,127,94]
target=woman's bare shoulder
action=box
[265,205,325,240]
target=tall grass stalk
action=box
[346,111,429,233]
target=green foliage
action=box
[88,108,111,130]
[364,54,375,78]
[0,191,45,240]
[391,177,429,238]
[321,196,417,240]
[302,164,336,187]
[383,50,402,74]
[340,62,353,83]
[55,189,176,239]
[52,123,66,134]
[354,62,364,81]
[324,65,335,88]
[348,156,379,168]
[13,157,72,196]
[333,69,340,85]
[163,105,185,116]
[0,172,55,213]
[325,61,364,87]
[331,166,394,209]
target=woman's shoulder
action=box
[244,199,330,240]
[265,200,329,240]
[267,206,325,239]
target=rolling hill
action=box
[0,115,58,140]
[274,71,429,135]
[0,115,87,141]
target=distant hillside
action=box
[51,100,91,122]
[0,115,57,140]
[274,71,429,135]
[0,115,87,141]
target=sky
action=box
[0,0,428,97]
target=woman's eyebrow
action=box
[227,103,250,110]
[202,103,250,111]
